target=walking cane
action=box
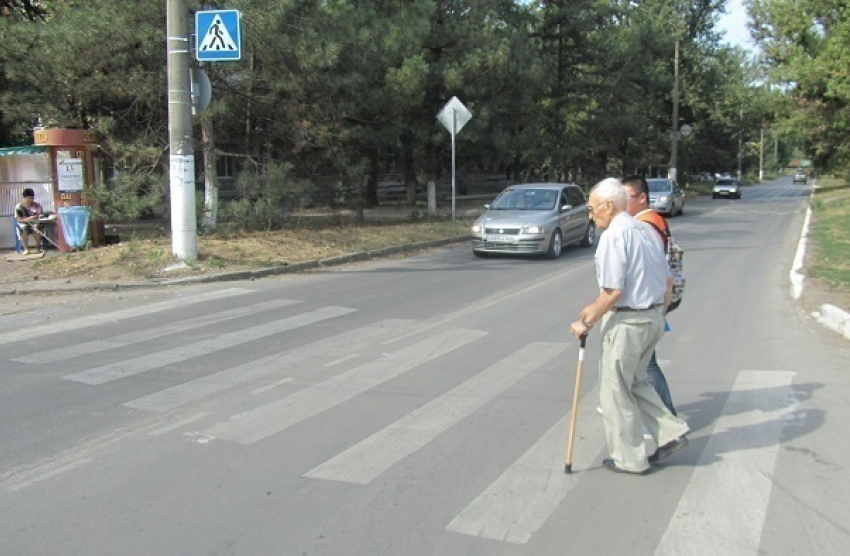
[565,333,587,474]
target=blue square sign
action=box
[196,10,241,62]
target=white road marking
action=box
[14,298,300,364]
[122,319,413,412]
[381,261,592,346]
[62,306,356,385]
[5,458,95,492]
[304,342,565,484]
[654,370,798,555]
[0,288,252,346]
[250,378,293,395]
[148,412,210,436]
[446,385,605,544]
[325,354,359,367]
[201,329,487,445]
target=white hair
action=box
[591,177,627,210]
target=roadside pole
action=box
[166,0,198,260]
[437,97,472,223]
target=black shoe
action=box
[602,458,649,475]
[648,436,689,464]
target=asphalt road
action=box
[1,176,848,555]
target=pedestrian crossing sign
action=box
[196,9,241,62]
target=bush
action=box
[86,172,166,221]
[221,161,315,231]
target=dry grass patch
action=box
[10,216,477,283]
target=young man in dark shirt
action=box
[14,188,45,254]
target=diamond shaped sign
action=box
[437,97,472,136]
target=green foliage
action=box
[85,172,166,222]
[0,0,48,21]
[808,180,850,291]
[748,0,850,172]
[0,0,811,215]
[222,161,315,232]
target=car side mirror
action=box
[484,203,490,209]
[562,204,572,211]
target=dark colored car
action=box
[470,183,595,259]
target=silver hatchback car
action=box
[647,178,685,216]
[471,183,595,259]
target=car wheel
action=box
[546,229,562,259]
[712,194,718,199]
[678,203,684,216]
[580,221,596,248]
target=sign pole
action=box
[452,109,457,223]
[166,0,197,260]
[436,96,471,224]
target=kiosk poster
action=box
[57,158,84,192]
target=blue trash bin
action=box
[58,206,90,250]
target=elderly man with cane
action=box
[570,178,689,474]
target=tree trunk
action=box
[200,113,218,232]
[401,134,417,207]
[365,148,379,207]
[354,175,366,223]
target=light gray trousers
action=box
[598,307,690,472]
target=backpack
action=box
[646,221,685,313]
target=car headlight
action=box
[471,224,482,233]
[658,196,669,203]
[522,226,545,234]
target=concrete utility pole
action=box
[669,38,679,183]
[166,0,198,260]
[774,135,779,166]
[737,105,743,179]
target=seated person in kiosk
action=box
[14,188,49,254]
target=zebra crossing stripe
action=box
[0,288,252,346]
[123,319,414,412]
[304,342,565,484]
[14,298,300,364]
[654,370,797,555]
[446,384,605,544]
[62,306,356,385]
[5,458,95,492]
[201,328,487,445]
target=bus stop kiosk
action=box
[0,128,105,252]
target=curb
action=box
[0,235,470,296]
[813,304,850,341]
[791,181,850,341]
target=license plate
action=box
[487,235,516,243]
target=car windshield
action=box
[716,179,736,186]
[647,180,672,193]
[490,188,558,210]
